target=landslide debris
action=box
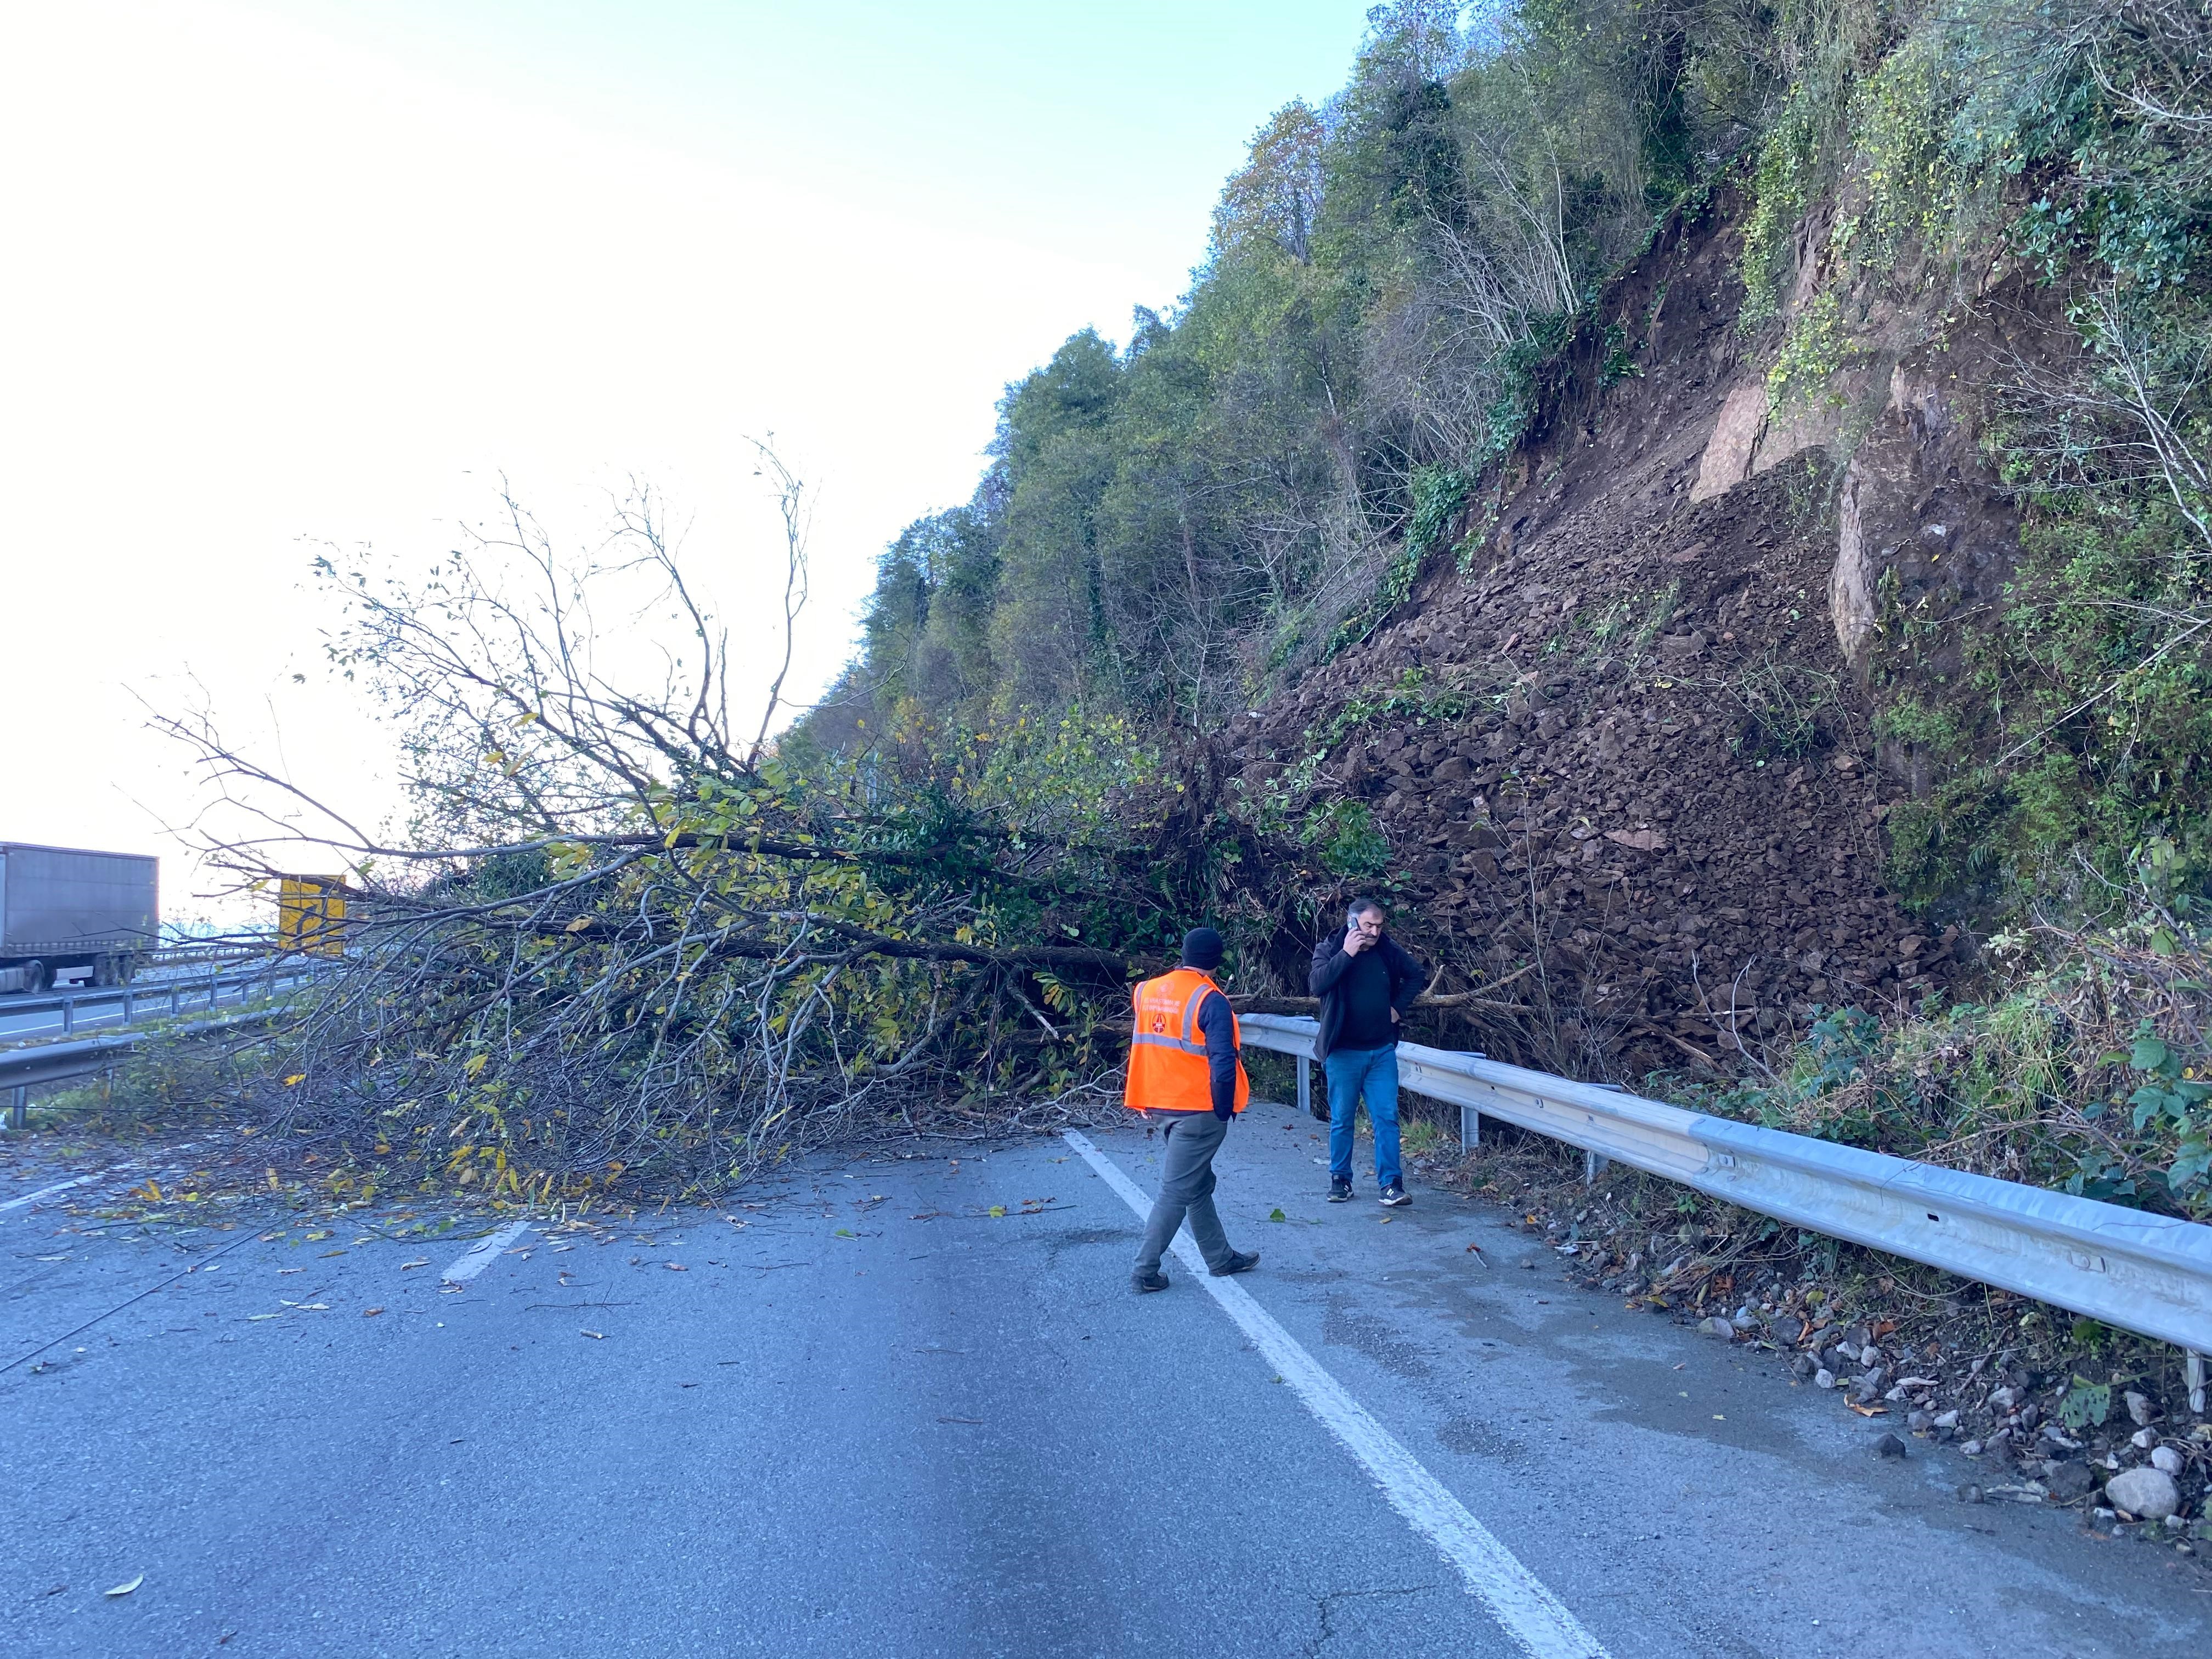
[1229,201,1995,1073]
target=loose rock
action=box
[2106,1467,2182,1521]
[1873,1433,1908,1459]
[1699,1316,1735,1339]
[2152,1445,2183,1475]
[2125,1390,2155,1427]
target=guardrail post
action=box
[1296,1054,1312,1119]
[60,997,75,1036]
[123,989,136,1023]
[2190,1351,2206,1417]
[1583,1149,1609,1185]
[1462,1104,1481,1150]
[7,1086,24,1132]
[169,984,180,1016]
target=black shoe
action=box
[1132,1270,1170,1294]
[1209,1250,1260,1277]
[1379,1184,1410,1207]
[1327,1176,1353,1203]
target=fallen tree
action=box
[155,460,1259,1199]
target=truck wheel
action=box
[22,961,50,995]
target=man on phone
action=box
[1308,899,1429,1206]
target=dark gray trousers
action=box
[1134,1111,1236,1276]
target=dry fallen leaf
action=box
[363,1307,385,1318]
[664,1262,687,1271]
[399,1259,430,1270]
[1847,1402,1888,1417]
[104,1575,144,1598]
[319,1249,346,1259]
[581,1329,606,1340]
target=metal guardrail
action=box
[1243,1014,2212,1394]
[0,963,322,1039]
[1,1008,286,1131]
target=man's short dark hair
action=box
[1346,898,1385,927]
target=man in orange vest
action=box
[1125,926,1260,1293]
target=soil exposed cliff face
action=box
[1227,200,2021,1076]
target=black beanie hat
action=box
[1181,926,1226,970]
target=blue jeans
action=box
[1324,1044,1401,1191]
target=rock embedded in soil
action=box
[2106,1467,2183,1521]
[2152,1446,2183,1476]
[2126,1390,2155,1427]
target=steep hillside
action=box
[819,0,2212,1154]
[1227,200,1944,1071]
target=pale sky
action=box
[0,0,1369,918]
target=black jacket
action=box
[1308,932,1429,1060]
[1193,984,1239,1119]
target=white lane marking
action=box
[0,1175,97,1214]
[441,1219,533,1283]
[1065,1129,1610,1659]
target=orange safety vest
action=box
[1124,967,1250,1115]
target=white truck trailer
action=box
[0,843,159,992]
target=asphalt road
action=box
[3,1099,2207,1658]
[0,972,256,1046]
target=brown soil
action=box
[1227,199,1994,1075]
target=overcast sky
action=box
[0,0,1370,917]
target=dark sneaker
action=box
[1132,1269,1170,1294]
[1379,1185,1411,1207]
[1209,1250,1260,1277]
[1328,1176,1353,1203]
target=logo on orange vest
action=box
[1149,1012,1166,1032]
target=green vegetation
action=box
[1702,0,2212,924]
[1681,915,2212,1223]
[828,0,1776,738]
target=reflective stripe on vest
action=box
[1123,966,1250,1114]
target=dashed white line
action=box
[1064,1128,1610,1659]
[0,1175,97,1214]
[440,1219,533,1283]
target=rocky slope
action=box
[1227,196,2028,1076]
